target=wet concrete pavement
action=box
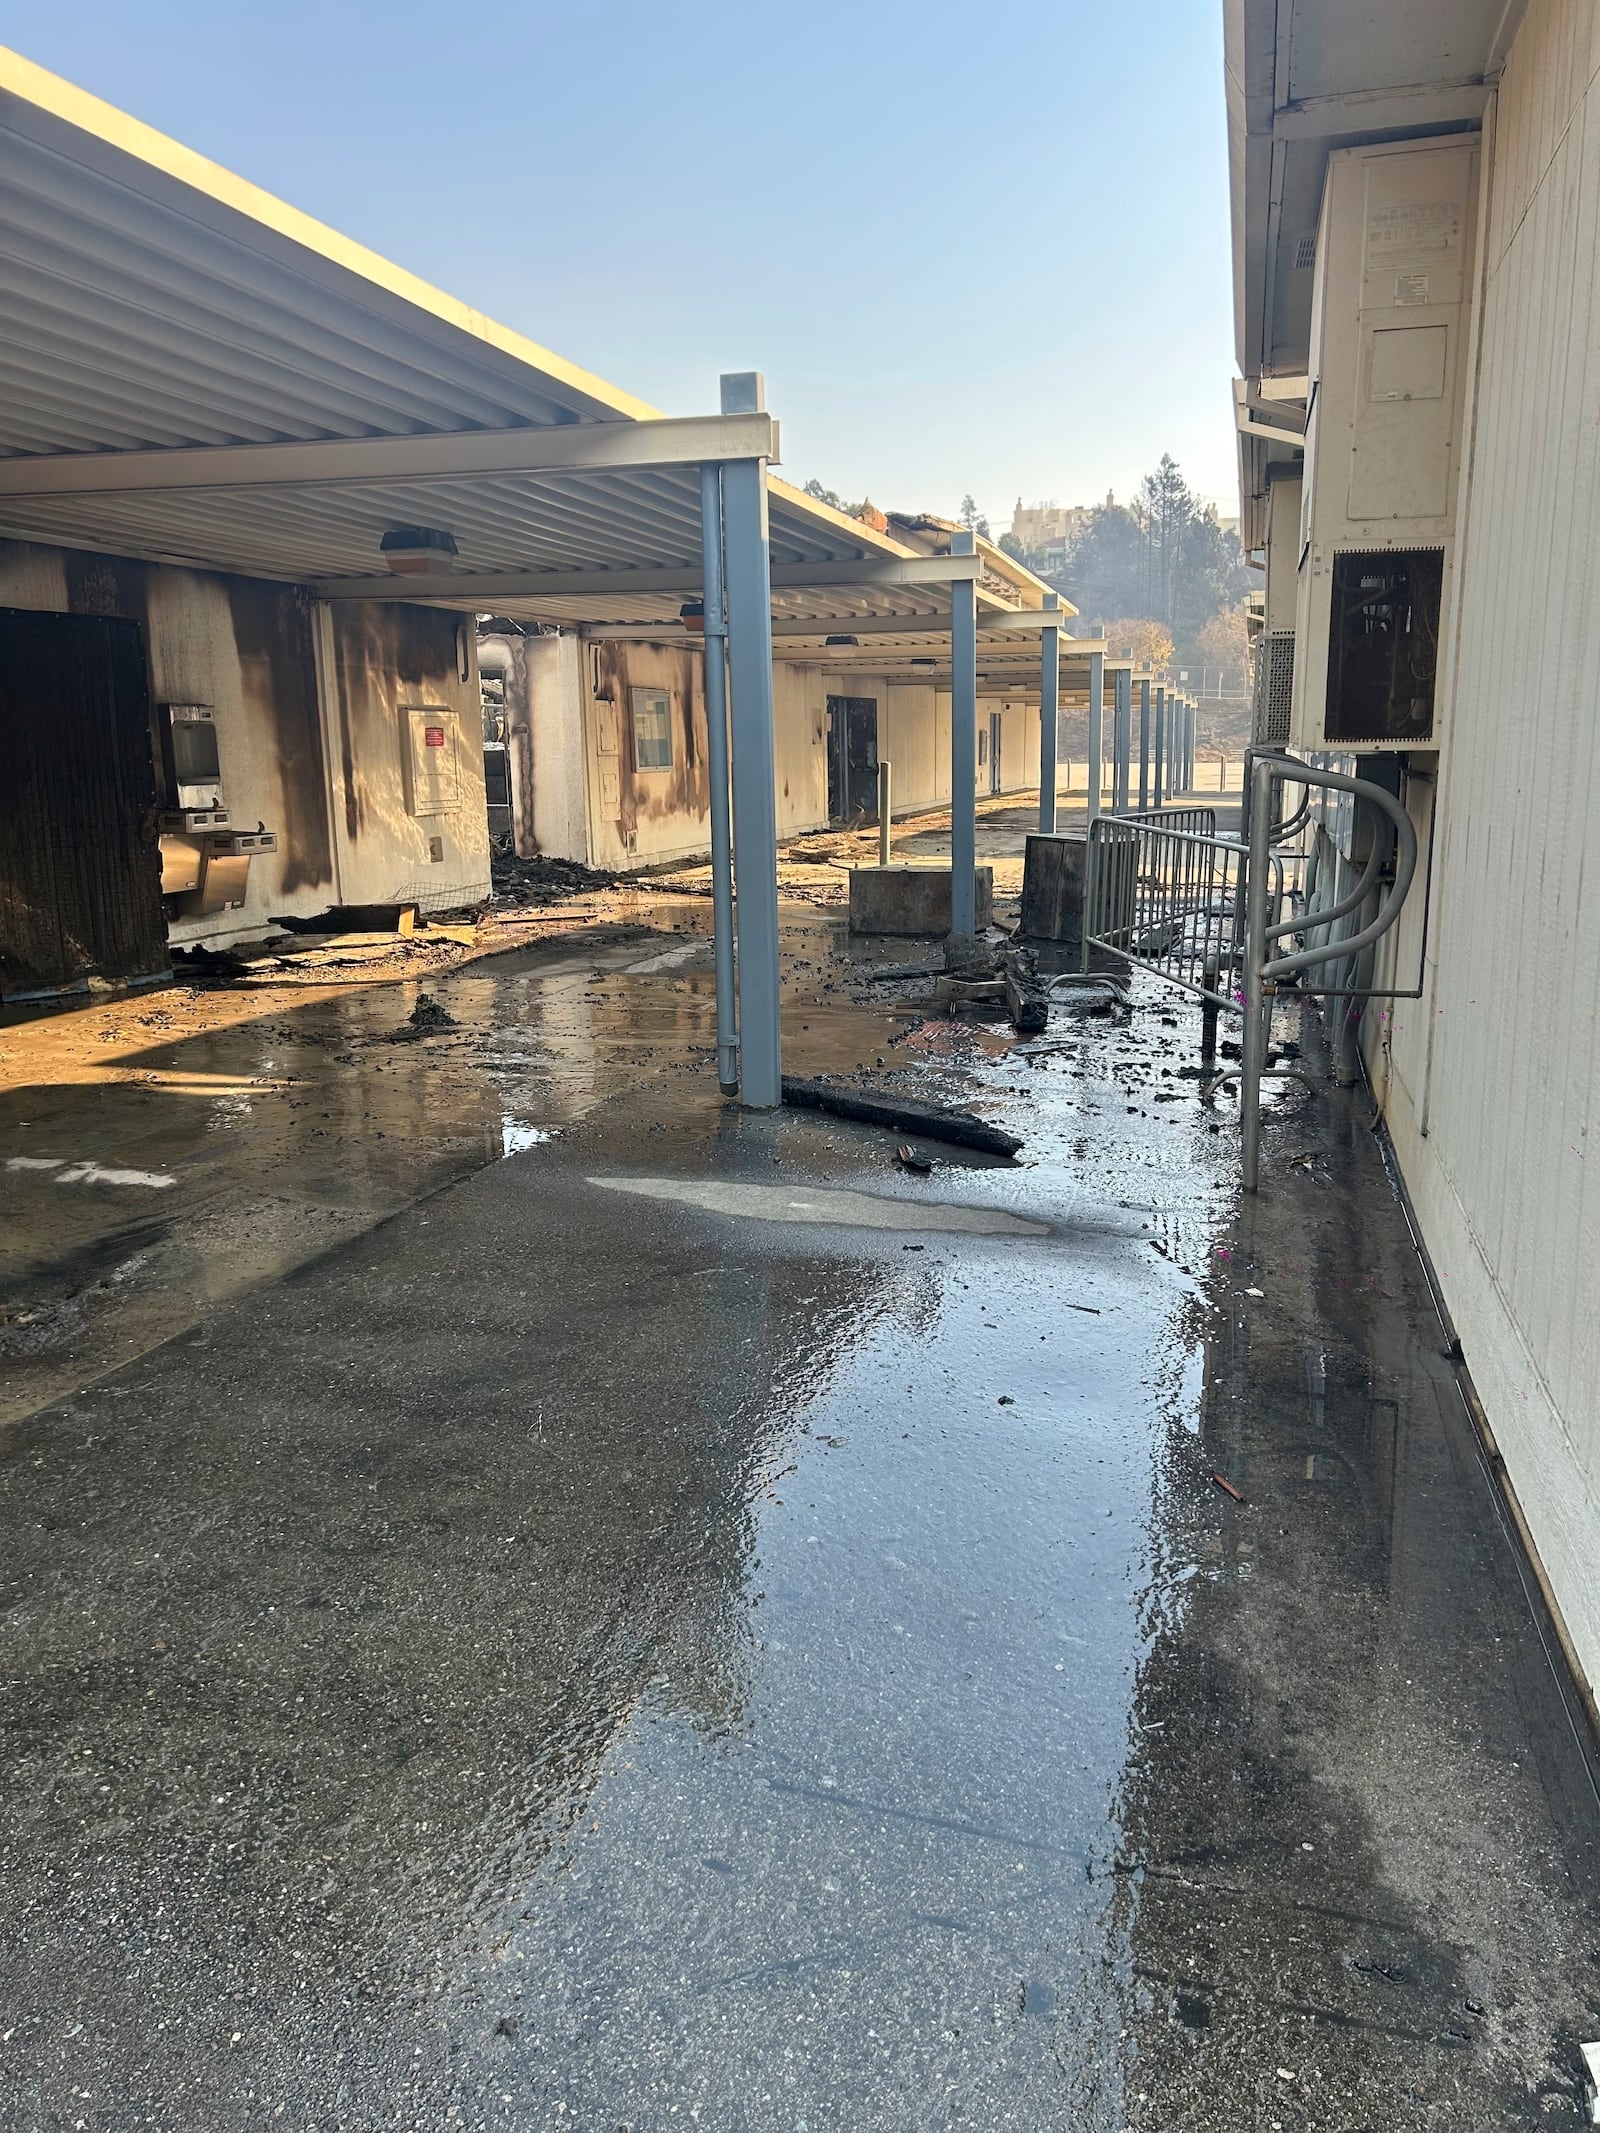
[2,900,1598,2130]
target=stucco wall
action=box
[575,639,709,871]
[0,539,488,945]
[482,631,588,863]
[1374,0,1600,1706]
[319,602,487,916]
[521,634,1041,873]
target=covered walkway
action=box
[2,906,1596,2129]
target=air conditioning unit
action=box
[1292,136,1479,752]
[1253,631,1295,748]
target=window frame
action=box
[630,685,675,772]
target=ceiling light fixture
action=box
[379,526,458,576]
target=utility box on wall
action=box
[402,706,461,817]
[1293,135,1479,753]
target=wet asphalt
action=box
[2,921,1599,2131]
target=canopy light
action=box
[379,526,458,576]
[679,600,705,632]
[824,634,860,656]
[910,656,938,669]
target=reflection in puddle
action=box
[589,1173,1051,1235]
[500,1120,556,1156]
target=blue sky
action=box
[9,0,1240,526]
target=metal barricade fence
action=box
[1081,755,1419,1190]
[1083,815,1246,1005]
[1122,805,1218,840]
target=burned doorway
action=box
[0,608,167,1003]
[826,696,879,824]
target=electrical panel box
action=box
[1293,135,1479,752]
[402,706,461,817]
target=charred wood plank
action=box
[780,1077,1023,1157]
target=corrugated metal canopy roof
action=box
[0,46,934,600]
[0,44,660,455]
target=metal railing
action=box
[1082,815,1245,1003]
[1122,804,1218,839]
[1082,753,1417,1190]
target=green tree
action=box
[958,494,992,541]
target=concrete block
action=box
[1020,833,1087,943]
[848,864,993,936]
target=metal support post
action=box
[1038,592,1060,835]
[1086,648,1105,828]
[721,447,782,1108]
[1241,755,1275,1191]
[1138,678,1150,811]
[1153,686,1166,808]
[1113,666,1131,813]
[1184,700,1194,792]
[698,463,739,1096]
[878,759,892,866]
[1173,698,1184,794]
[949,532,978,941]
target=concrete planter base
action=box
[847,864,994,936]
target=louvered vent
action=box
[1294,235,1318,270]
[1253,631,1295,747]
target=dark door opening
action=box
[988,711,1004,795]
[0,608,167,1002]
[826,696,879,824]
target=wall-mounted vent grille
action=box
[1294,235,1318,270]
[1253,630,1296,747]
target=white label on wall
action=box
[1366,200,1460,273]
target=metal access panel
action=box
[1293,136,1478,753]
[1323,549,1443,743]
[402,706,462,817]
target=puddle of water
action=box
[588,1174,1049,1235]
[6,1156,176,1189]
[622,942,708,974]
[500,1121,557,1156]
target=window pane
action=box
[631,689,673,770]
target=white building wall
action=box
[0,540,488,944]
[1376,0,1600,1704]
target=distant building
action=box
[1008,499,1091,576]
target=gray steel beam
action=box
[949,531,978,941]
[699,463,739,1097]
[1086,648,1105,828]
[1038,591,1060,835]
[721,454,782,1108]
[314,551,985,604]
[0,410,781,497]
[1138,677,1150,810]
[1153,685,1166,808]
[1113,665,1132,812]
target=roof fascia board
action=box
[767,475,912,559]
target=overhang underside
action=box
[0,465,906,590]
[0,43,1067,658]
[1228,0,1504,381]
[0,46,930,603]
[0,49,659,454]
